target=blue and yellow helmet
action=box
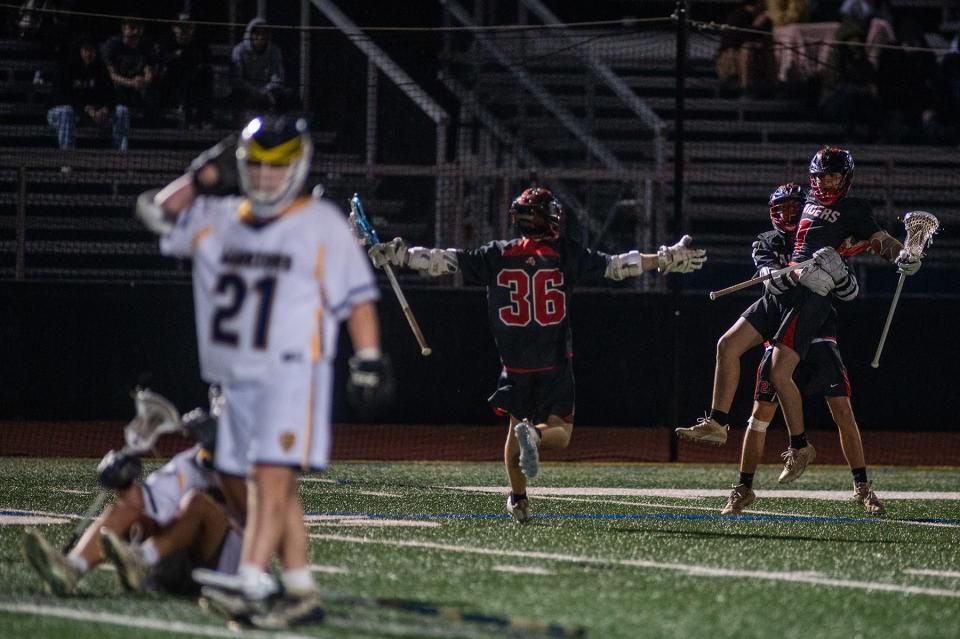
[236,115,313,218]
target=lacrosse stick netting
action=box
[870,211,939,368]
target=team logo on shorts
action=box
[279,431,297,451]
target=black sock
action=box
[790,432,808,449]
[851,467,868,484]
[510,492,526,505]
[738,472,755,489]
[708,409,729,427]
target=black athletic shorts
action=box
[488,358,575,424]
[770,287,834,359]
[755,339,851,402]
[741,293,786,341]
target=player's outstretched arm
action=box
[605,235,706,280]
[368,236,459,276]
[868,229,921,275]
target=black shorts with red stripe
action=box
[754,339,851,402]
[489,358,575,424]
[770,287,834,359]
[741,293,787,341]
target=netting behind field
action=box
[2,1,959,465]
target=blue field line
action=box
[307,510,960,526]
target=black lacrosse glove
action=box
[97,449,142,490]
[347,353,395,418]
[188,134,240,196]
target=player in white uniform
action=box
[137,115,389,627]
[21,413,239,596]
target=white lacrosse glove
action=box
[797,264,834,296]
[894,249,922,276]
[367,237,408,269]
[657,235,707,274]
[812,246,846,281]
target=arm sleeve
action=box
[832,262,860,301]
[849,202,883,241]
[456,244,497,286]
[565,237,610,283]
[752,234,795,294]
[324,218,380,321]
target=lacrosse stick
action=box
[870,211,939,368]
[63,388,183,552]
[709,258,815,300]
[349,193,432,356]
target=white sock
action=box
[239,563,278,600]
[282,567,316,595]
[67,554,88,574]
[140,539,160,566]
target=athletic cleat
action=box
[199,585,270,625]
[100,528,147,592]
[675,416,728,446]
[21,527,81,596]
[721,483,756,515]
[505,494,530,524]
[778,443,817,483]
[514,420,540,479]
[854,481,886,516]
[250,591,326,629]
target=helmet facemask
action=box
[509,187,563,240]
[808,146,853,206]
[237,117,313,219]
[768,182,804,233]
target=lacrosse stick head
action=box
[901,211,939,261]
[348,194,380,247]
[123,388,183,454]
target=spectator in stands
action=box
[714,0,776,98]
[819,20,882,141]
[158,13,213,128]
[101,16,160,132]
[766,0,809,27]
[46,36,129,154]
[838,0,892,32]
[230,17,291,123]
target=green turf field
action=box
[2,458,959,638]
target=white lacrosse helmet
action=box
[236,115,313,219]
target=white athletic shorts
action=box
[214,360,334,476]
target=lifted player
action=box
[21,411,238,595]
[369,187,705,524]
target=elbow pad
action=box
[605,251,643,281]
[760,266,795,295]
[832,271,859,301]
[406,247,459,276]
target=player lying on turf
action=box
[368,186,706,524]
[21,405,242,595]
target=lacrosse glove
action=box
[97,449,142,490]
[367,237,408,269]
[895,250,922,276]
[798,264,834,296]
[658,235,707,273]
[347,353,395,419]
[188,134,240,196]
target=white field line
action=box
[309,564,349,574]
[0,602,323,639]
[57,489,91,495]
[448,486,960,500]
[298,478,401,498]
[904,569,960,579]
[0,515,71,526]
[312,533,960,599]
[0,508,81,520]
[305,514,439,528]
[492,565,553,576]
[530,494,960,529]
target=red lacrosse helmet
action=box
[809,146,854,206]
[768,182,805,233]
[509,187,563,239]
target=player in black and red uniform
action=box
[369,187,706,523]
[767,148,920,468]
[716,184,884,516]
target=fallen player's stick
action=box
[318,588,586,637]
[349,193,432,356]
[709,258,815,301]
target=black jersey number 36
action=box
[496,268,565,327]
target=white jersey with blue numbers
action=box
[160,195,378,383]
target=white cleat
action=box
[721,483,756,515]
[675,416,728,446]
[778,443,817,484]
[21,527,81,596]
[100,528,147,592]
[505,494,530,524]
[514,420,540,479]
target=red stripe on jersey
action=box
[502,238,560,258]
[842,366,852,397]
[503,364,559,374]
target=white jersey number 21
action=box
[210,273,277,349]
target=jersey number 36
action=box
[497,268,565,327]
